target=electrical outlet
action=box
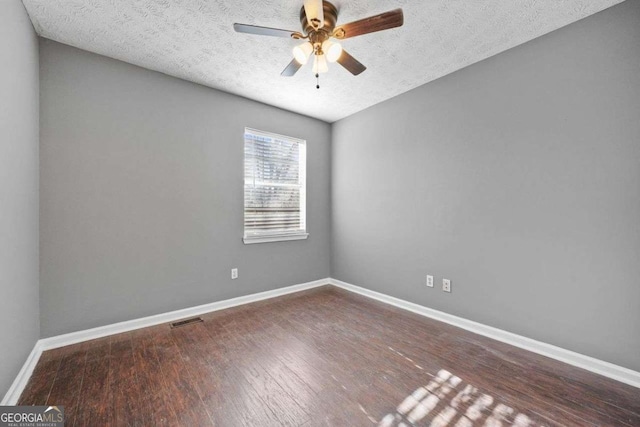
[231,268,238,280]
[426,275,434,288]
[443,278,451,293]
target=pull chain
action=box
[316,73,320,89]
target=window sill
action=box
[243,233,309,245]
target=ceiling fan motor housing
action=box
[300,0,338,49]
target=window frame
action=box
[242,127,308,244]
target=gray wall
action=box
[332,1,640,372]
[0,1,40,398]
[40,40,331,337]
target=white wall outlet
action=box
[231,268,238,280]
[426,275,434,288]
[443,278,451,293]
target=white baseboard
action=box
[1,342,44,405]
[39,278,330,351]
[329,278,640,389]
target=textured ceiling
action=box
[22,0,623,122]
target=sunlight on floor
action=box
[377,369,539,426]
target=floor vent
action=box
[171,317,204,328]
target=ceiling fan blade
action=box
[233,23,301,39]
[281,59,303,77]
[336,50,366,75]
[334,9,404,39]
[303,0,324,29]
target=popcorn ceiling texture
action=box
[22,0,623,122]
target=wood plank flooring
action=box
[19,286,640,426]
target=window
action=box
[243,128,307,244]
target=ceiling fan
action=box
[233,0,403,87]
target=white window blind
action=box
[243,128,308,244]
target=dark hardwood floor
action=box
[19,286,640,426]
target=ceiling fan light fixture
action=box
[322,40,343,63]
[293,42,314,65]
[313,54,329,74]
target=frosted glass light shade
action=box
[293,42,313,65]
[322,40,342,63]
[312,54,329,73]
